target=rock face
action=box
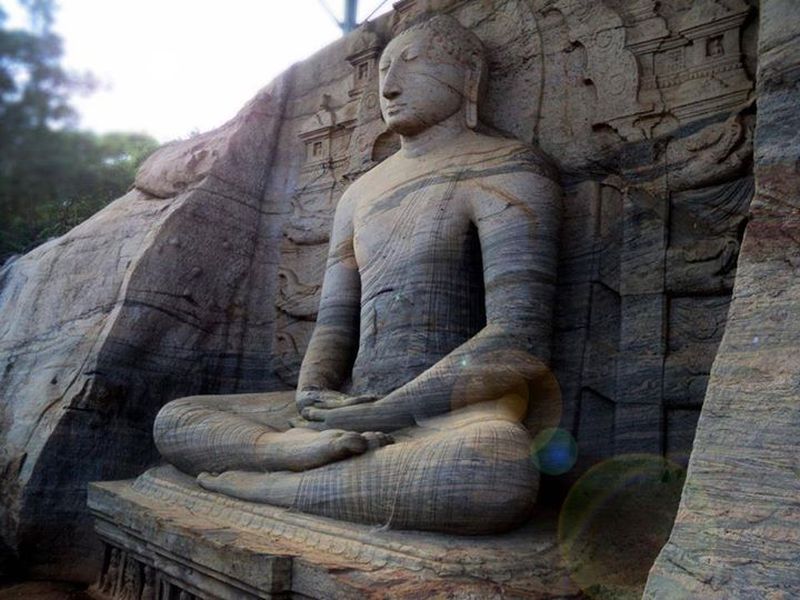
[0,0,771,587]
[645,0,800,595]
[0,76,293,579]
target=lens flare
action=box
[448,349,563,430]
[532,428,578,475]
[558,454,686,599]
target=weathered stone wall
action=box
[645,0,800,595]
[0,0,767,582]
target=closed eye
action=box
[401,45,420,61]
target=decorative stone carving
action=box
[96,547,121,597]
[528,0,755,146]
[548,103,754,477]
[118,555,141,600]
[90,541,219,600]
[275,94,357,383]
[88,469,576,598]
[275,245,327,319]
[555,0,648,138]
[666,177,752,294]
[346,22,384,98]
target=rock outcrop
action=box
[645,0,800,595]
[0,74,292,579]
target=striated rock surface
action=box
[645,0,800,595]
[0,74,293,579]
[0,0,775,588]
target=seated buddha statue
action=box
[153,14,561,535]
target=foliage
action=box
[0,1,159,262]
[0,130,159,259]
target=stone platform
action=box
[87,466,579,599]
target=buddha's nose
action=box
[381,70,401,99]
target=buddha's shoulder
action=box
[341,160,391,204]
[343,133,558,199]
[460,133,560,182]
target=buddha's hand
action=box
[295,389,378,412]
[301,401,407,433]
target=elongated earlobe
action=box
[465,57,482,130]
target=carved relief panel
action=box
[91,539,289,599]
[92,543,184,600]
[553,112,753,473]
[273,25,393,385]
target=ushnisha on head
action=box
[378,15,487,136]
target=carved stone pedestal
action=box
[87,466,578,599]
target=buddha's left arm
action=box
[303,168,562,432]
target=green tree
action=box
[0,1,159,262]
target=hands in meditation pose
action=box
[153,15,561,535]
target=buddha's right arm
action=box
[295,192,361,402]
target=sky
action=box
[10,1,395,142]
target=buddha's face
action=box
[379,28,468,136]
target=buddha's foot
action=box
[362,431,394,450]
[258,428,393,472]
[197,470,299,506]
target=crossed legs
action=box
[155,393,538,534]
[197,415,538,534]
[153,392,389,475]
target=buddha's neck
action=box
[400,112,470,159]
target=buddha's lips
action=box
[385,104,407,115]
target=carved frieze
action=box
[553,113,752,471]
[530,0,754,144]
[555,0,648,139]
[91,543,201,600]
[90,535,289,600]
[273,22,397,385]
[345,22,383,98]
[276,244,327,319]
